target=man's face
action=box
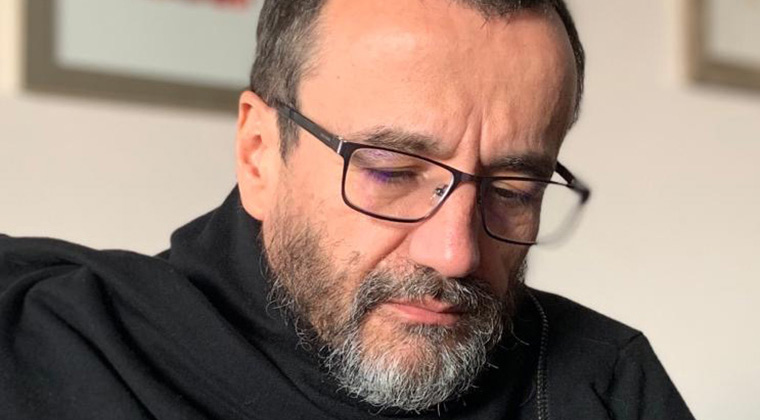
[244,0,577,412]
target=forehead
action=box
[299,0,577,169]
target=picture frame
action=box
[688,0,760,91]
[24,0,263,112]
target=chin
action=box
[323,308,492,412]
[359,308,461,366]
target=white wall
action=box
[2,1,759,419]
[0,94,236,254]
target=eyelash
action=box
[364,168,420,184]
[488,182,542,205]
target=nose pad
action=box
[430,184,450,205]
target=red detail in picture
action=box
[156,0,251,7]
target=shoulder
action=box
[0,234,210,356]
[0,235,199,417]
[528,289,694,419]
[527,289,642,398]
[529,288,644,379]
[530,288,642,347]
[0,234,195,346]
[0,234,182,303]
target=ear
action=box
[236,90,281,221]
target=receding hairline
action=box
[248,0,584,157]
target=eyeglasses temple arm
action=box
[275,105,344,153]
[556,161,591,203]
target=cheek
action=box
[285,152,411,285]
[326,214,413,285]
[478,237,528,297]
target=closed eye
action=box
[363,168,421,185]
[492,187,534,204]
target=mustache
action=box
[349,265,503,324]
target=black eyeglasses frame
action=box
[274,103,591,246]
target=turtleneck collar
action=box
[164,187,542,420]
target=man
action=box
[0,0,693,419]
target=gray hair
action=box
[249,0,585,158]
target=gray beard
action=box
[320,266,518,412]
[262,205,524,412]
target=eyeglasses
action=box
[274,104,591,246]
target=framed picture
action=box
[688,0,760,91]
[24,0,264,112]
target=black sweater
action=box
[0,189,694,420]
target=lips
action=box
[383,297,464,326]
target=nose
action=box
[407,183,481,278]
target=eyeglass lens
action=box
[344,147,454,221]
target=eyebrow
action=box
[486,154,556,179]
[345,127,442,155]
